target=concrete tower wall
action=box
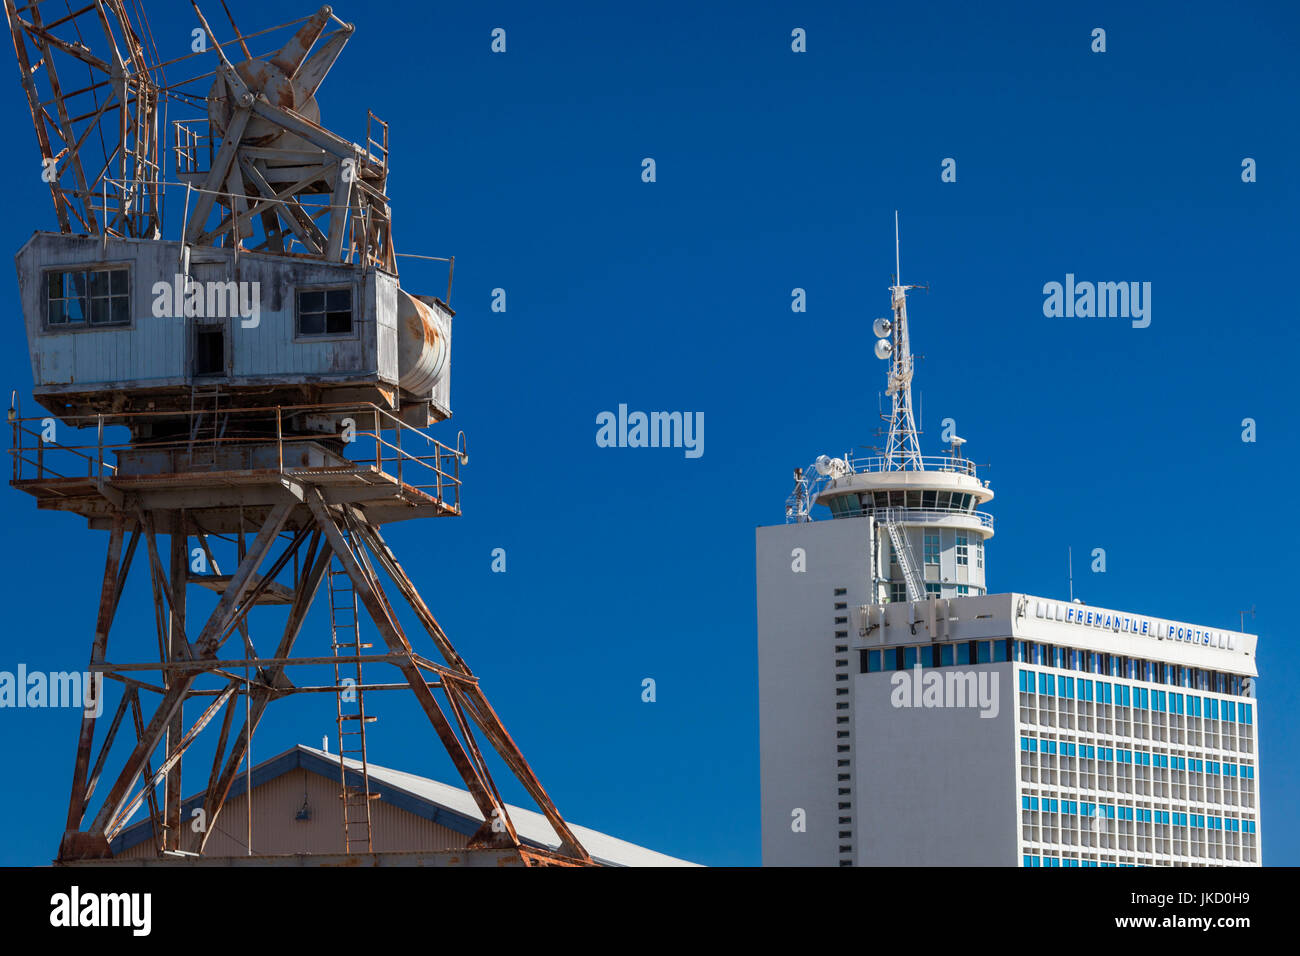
[757,516,872,866]
[853,664,1019,866]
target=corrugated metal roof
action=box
[296,745,698,867]
[112,743,698,867]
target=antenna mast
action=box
[882,211,924,470]
[895,210,901,285]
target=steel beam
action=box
[165,512,189,848]
[84,498,295,840]
[304,487,519,847]
[352,517,591,862]
[108,682,238,841]
[195,538,331,852]
[62,513,127,843]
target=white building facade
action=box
[757,529,1262,868]
[757,225,1261,867]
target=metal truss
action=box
[4,1,398,270]
[2,0,162,238]
[58,484,593,865]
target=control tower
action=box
[786,215,994,603]
[758,219,1260,868]
[757,221,1260,867]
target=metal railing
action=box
[845,453,980,477]
[172,118,214,176]
[9,401,464,509]
[365,111,388,173]
[785,451,987,523]
[829,502,995,530]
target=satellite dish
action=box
[829,457,848,477]
[872,317,892,338]
[874,339,893,360]
[814,455,832,476]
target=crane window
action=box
[297,287,352,335]
[47,267,129,327]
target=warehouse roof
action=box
[113,743,697,867]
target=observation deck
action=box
[814,453,994,538]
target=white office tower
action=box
[756,223,1261,867]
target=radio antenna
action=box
[895,210,901,285]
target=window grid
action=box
[46,267,129,327]
[1016,661,1259,866]
[297,286,353,336]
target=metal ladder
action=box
[328,540,376,853]
[366,110,389,184]
[883,515,925,602]
[187,385,227,468]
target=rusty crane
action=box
[4,0,593,866]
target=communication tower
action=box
[786,214,995,604]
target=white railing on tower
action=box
[844,453,980,477]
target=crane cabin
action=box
[16,231,453,431]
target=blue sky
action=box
[0,0,1295,866]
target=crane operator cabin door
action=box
[188,262,231,379]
